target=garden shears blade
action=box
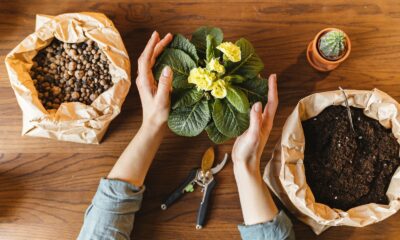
[211,153,228,175]
[201,147,215,174]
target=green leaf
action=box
[184,183,195,193]
[191,26,223,60]
[206,35,219,62]
[226,38,264,79]
[237,76,268,106]
[226,85,250,113]
[206,122,230,144]
[154,48,196,89]
[168,99,210,137]
[170,34,199,63]
[224,75,246,83]
[172,88,204,109]
[213,99,250,138]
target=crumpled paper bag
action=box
[264,88,400,234]
[5,12,131,144]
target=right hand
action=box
[231,74,279,225]
[232,74,278,178]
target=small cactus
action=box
[318,30,347,60]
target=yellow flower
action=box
[188,67,216,91]
[217,42,241,62]
[207,58,225,74]
[211,79,227,99]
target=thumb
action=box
[156,66,173,101]
[247,102,262,142]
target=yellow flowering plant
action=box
[217,42,241,62]
[188,67,216,91]
[154,26,267,143]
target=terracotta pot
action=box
[307,28,351,72]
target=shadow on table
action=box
[278,49,331,108]
[0,172,26,220]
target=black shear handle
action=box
[161,168,197,210]
[196,178,217,229]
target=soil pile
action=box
[303,106,400,210]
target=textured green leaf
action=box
[226,38,264,79]
[191,26,223,60]
[172,88,204,109]
[206,122,230,144]
[226,85,250,113]
[168,100,210,137]
[170,34,199,63]
[213,99,250,138]
[237,76,268,106]
[154,48,196,89]
[206,35,219,62]
[184,183,195,192]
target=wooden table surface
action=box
[1,0,400,239]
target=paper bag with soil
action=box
[5,13,131,144]
[264,89,400,234]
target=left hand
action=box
[107,32,173,186]
[136,31,174,130]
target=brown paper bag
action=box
[5,13,131,144]
[264,89,400,234]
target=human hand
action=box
[136,31,173,130]
[107,32,173,186]
[232,74,278,179]
[232,74,279,225]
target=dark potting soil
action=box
[303,105,400,210]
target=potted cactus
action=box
[307,28,351,72]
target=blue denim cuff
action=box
[238,210,295,240]
[92,177,145,214]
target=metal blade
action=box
[201,147,215,173]
[211,153,228,175]
[339,86,355,134]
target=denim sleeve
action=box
[77,178,145,240]
[238,211,295,240]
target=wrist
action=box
[234,164,278,225]
[234,164,262,187]
[140,120,167,136]
[233,159,261,180]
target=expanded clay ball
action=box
[30,39,113,109]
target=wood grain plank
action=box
[1,0,400,239]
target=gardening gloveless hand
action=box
[137,31,174,128]
[107,31,173,187]
[232,74,279,225]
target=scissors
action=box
[161,147,228,229]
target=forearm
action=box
[108,122,165,187]
[78,178,144,240]
[234,162,278,225]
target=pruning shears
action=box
[161,147,228,229]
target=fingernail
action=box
[152,31,158,37]
[162,66,172,77]
[254,102,262,112]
